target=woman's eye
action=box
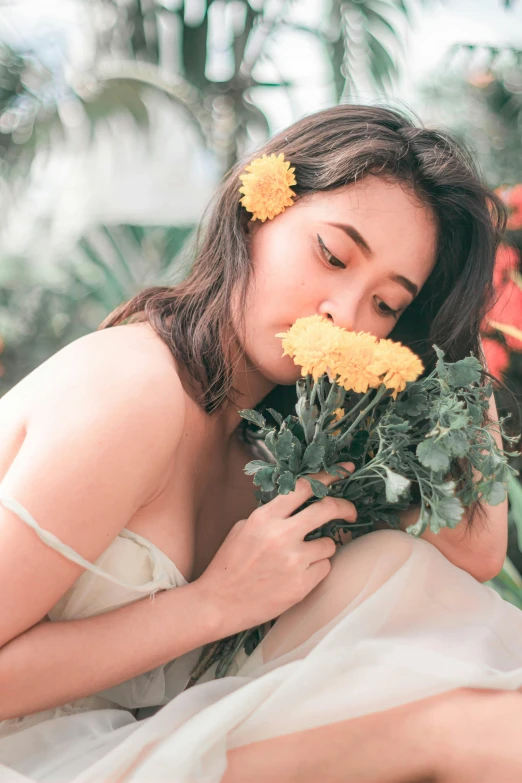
[375,297,400,319]
[316,234,345,269]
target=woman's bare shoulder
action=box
[11,322,186,446]
[62,321,180,377]
[29,321,180,397]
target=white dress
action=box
[2,490,522,782]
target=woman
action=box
[0,103,520,783]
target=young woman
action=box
[0,103,521,783]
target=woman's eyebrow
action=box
[391,274,418,299]
[325,221,373,258]
[325,221,419,299]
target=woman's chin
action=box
[259,362,302,387]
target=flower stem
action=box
[325,389,373,432]
[336,385,388,448]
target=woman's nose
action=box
[318,301,356,332]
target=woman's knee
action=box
[327,528,414,589]
[261,529,415,663]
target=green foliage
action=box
[239,346,519,544]
[0,224,194,396]
[419,45,522,186]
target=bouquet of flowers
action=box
[185,315,518,687]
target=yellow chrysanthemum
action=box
[276,315,423,397]
[330,331,381,393]
[276,315,344,381]
[368,339,424,398]
[239,153,297,222]
[331,407,345,436]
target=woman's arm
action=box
[222,692,442,783]
[222,687,522,783]
[399,392,508,583]
[0,579,223,721]
[0,331,223,718]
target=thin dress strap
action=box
[0,491,171,592]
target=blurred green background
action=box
[1,0,522,601]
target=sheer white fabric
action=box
[2,492,522,782]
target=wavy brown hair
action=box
[98,103,506,424]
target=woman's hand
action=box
[193,463,355,637]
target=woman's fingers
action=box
[294,495,357,536]
[268,462,354,519]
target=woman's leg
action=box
[222,531,522,783]
[222,531,435,783]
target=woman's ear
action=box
[246,219,260,236]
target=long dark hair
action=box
[99,104,506,424]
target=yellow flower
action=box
[276,316,423,397]
[239,153,297,222]
[330,331,381,393]
[331,407,345,436]
[368,339,424,398]
[276,315,345,381]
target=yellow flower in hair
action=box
[239,153,297,222]
[368,339,424,398]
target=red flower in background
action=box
[496,184,522,231]
[481,242,522,381]
[482,337,510,380]
[484,244,522,351]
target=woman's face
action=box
[238,175,438,387]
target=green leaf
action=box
[468,403,484,425]
[440,480,457,497]
[323,463,349,478]
[302,442,325,471]
[274,428,294,460]
[434,345,447,379]
[446,356,482,388]
[386,415,410,433]
[448,413,469,431]
[244,459,272,475]
[384,468,411,503]
[264,430,277,456]
[296,397,319,442]
[435,495,464,528]
[296,378,307,399]
[395,391,428,417]
[484,481,507,506]
[288,419,306,442]
[267,408,283,426]
[278,471,297,495]
[306,478,329,498]
[239,409,267,428]
[326,383,346,411]
[406,511,428,537]
[253,467,276,492]
[349,429,369,458]
[417,438,451,472]
[288,448,301,473]
[444,430,470,458]
[426,509,446,534]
